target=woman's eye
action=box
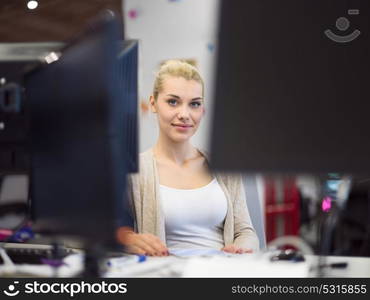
[167,99,177,106]
[190,102,201,108]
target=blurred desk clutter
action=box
[103,250,370,278]
[0,242,83,277]
[1,243,369,278]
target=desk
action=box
[1,244,370,278]
[103,253,370,278]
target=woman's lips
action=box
[172,124,192,130]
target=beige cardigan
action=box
[127,148,260,251]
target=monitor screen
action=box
[0,42,63,234]
[0,43,64,174]
[210,0,370,175]
[210,0,370,257]
[24,11,132,245]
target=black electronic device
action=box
[210,0,370,264]
[0,43,64,233]
[329,177,370,256]
[210,0,370,175]
[270,249,305,262]
[0,43,63,173]
[0,11,139,275]
[25,11,127,247]
[0,38,139,245]
[0,243,76,265]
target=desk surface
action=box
[103,253,370,278]
[1,243,370,278]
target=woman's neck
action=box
[153,135,199,166]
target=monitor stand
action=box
[82,243,106,277]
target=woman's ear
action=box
[149,95,157,113]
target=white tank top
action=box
[159,178,227,251]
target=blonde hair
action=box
[152,59,204,100]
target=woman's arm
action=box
[116,226,169,256]
[116,174,169,256]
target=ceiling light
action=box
[27,1,38,10]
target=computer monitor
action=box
[210,0,370,175]
[210,0,370,257]
[0,43,65,174]
[0,42,64,234]
[23,11,134,248]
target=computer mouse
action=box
[270,249,305,262]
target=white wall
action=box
[123,0,220,152]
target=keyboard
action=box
[0,243,76,265]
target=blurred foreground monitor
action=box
[211,0,370,256]
[0,12,138,250]
[211,0,370,174]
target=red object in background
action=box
[0,229,13,241]
[264,177,300,243]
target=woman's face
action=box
[150,76,204,143]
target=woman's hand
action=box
[116,227,169,256]
[221,244,253,254]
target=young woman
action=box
[117,60,259,256]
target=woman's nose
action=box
[177,106,190,120]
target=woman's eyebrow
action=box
[166,94,180,99]
[166,94,203,101]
